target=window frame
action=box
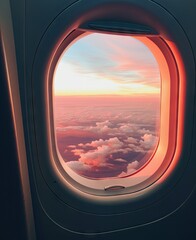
[48,29,178,195]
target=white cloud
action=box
[125,136,138,144]
[85,137,123,148]
[127,160,139,170]
[138,128,152,135]
[72,137,124,167]
[119,124,138,133]
[140,134,158,149]
[127,144,144,153]
[118,160,139,177]
[66,161,91,171]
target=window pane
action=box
[53,33,160,179]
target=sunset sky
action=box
[53,33,160,179]
[54,33,160,96]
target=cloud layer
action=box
[54,96,159,179]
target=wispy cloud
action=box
[54,33,160,96]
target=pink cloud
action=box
[118,160,139,177]
[88,122,112,134]
[138,128,152,135]
[140,134,158,149]
[66,161,91,171]
[100,35,160,87]
[85,137,123,148]
[68,145,76,148]
[113,158,127,163]
[127,144,144,153]
[71,149,85,155]
[125,137,138,144]
[72,137,124,167]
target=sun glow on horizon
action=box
[53,33,160,97]
[54,62,160,96]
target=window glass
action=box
[53,33,160,179]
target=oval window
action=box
[53,33,160,181]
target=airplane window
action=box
[53,33,160,180]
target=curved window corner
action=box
[51,30,178,194]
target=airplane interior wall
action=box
[0,33,27,240]
[1,0,196,239]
